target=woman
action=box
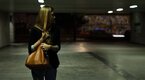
[28,6,60,80]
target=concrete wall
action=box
[0,13,10,48]
[131,12,145,44]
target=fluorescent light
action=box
[116,8,123,11]
[130,5,138,8]
[112,34,125,37]
[40,5,45,8]
[38,0,44,3]
[108,11,113,13]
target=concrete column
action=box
[0,13,10,48]
[131,12,145,44]
[9,13,14,43]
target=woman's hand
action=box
[41,32,49,41]
[41,43,52,51]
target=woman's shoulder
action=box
[29,26,42,38]
[30,26,42,33]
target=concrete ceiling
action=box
[0,0,145,13]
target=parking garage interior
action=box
[0,0,145,80]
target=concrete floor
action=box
[0,41,145,80]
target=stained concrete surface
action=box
[0,42,145,80]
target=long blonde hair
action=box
[35,6,52,31]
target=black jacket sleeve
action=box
[28,27,42,54]
[51,24,61,53]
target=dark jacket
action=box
[28,25,61,69]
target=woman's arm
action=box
[41,43,59,52]
[31,32,48,50]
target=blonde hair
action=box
[35,6,52,31]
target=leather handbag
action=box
[25,45,49,69]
